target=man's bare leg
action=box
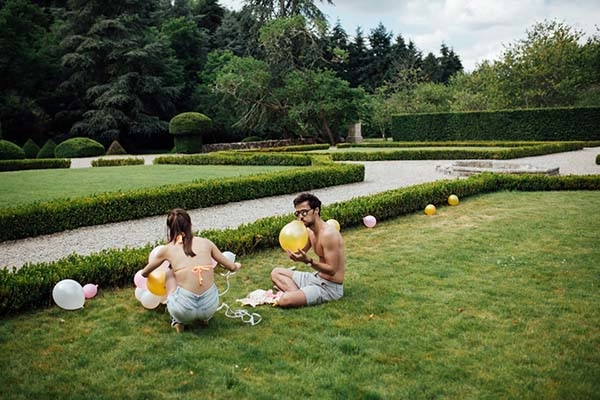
[270,267,307,307]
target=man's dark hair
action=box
[293,192,322,215]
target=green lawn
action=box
[1,191,598,399]
[0,164,294,208]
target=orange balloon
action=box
[448,194,459,206]
[279,220,309,252]
[424,204,437,216]
[147,269,166,296]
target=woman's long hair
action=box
[166,208,196,257]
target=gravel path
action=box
[2,147,599,270]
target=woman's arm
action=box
[210,241,241,272]
[140,246,169,278]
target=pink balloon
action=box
[83,283,98,299]
[134,270,147,289]
[363,215,377,228]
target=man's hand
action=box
[286,249,310,264]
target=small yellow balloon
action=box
[424,204,437,216]
[326,218,340,231]
[147,269,167,296]
[448,194,459,206]
[279,220,309,252]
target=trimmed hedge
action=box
[22,139,40,158]
[55,137,105,158]
[154,152,313,166]
[330,142,588,161]
[248,144,331,152]
[337,141,593,149]
[106,140,127,155]
[1,173,599,316]
[0,164,365,241]
[392,107,600,142]
[169,112,212,135]
[0,139,25,160]
[170,112,212,154]
[37,139,56,158]
[91,157,145,167]
[0,158,71,172]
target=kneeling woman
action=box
[141,208,241,332]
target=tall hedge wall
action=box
[391,107,600,142]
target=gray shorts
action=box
[292,271,344,306]
[166,284,219,324]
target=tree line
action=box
[1,0,598,147]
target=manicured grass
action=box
[1,191,598,399]
[0,164,293,208]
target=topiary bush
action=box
[54,137,105,158]
[22,139,40,158]
[169,112,212,154]
[37,139,57,158]
[0,139,25,160]
[106,140,127,155]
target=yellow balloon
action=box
[279,220,309,252]
[448,194,460,206]
[424,204,437,216]
[326,218,340,231]
[147,269,166,296]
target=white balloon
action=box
[222,251,236,263]
[140,290,161,309]
[52,279,85,310]
[134,287,145,302]
[148,245,165,262]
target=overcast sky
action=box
[218,0,600,72]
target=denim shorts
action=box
[292,271,344,306]
[166,284,219,324]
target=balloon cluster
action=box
[424,194,460,216]
[52,279,99,310]
[133,245,169,309]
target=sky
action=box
[217,0,600,72]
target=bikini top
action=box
[173,265,214,286]
[172,234,214,285]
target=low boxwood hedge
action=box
[0,164,365,241]
[1,172,599,316]
[91,157,145,167]
[154,152,313,166]
[0,158,71,172]
[330,142,588,161]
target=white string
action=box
[217,302,263,326]
[217,269,262,326]
[218,270,234,296]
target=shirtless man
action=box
[270,193,345,307]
